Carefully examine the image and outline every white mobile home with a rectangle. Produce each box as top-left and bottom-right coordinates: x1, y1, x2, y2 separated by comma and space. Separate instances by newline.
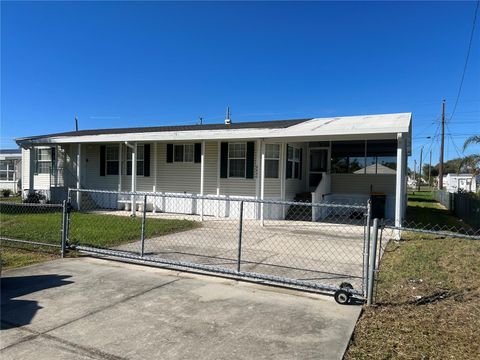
16, 113, 412, 224
442, 173, 478, 193
0, 149, 22, 194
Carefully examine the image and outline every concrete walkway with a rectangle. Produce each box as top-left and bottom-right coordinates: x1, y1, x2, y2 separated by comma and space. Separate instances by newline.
1, 257, 361, 359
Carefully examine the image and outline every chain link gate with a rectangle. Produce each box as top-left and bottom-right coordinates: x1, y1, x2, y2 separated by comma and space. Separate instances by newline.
64, 188, 377, 304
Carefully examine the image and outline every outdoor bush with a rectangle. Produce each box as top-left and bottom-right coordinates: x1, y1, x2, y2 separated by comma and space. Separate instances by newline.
1, 189, 12, 197
23, 191, 47, 204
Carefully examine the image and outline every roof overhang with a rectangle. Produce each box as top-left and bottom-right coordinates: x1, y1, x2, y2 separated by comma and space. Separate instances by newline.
16, 113, 412, 153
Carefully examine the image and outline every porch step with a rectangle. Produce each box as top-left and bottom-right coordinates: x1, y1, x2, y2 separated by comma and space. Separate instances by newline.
285, 205, 312, 221
286, 192, 312, 221
294, 192, 312, 203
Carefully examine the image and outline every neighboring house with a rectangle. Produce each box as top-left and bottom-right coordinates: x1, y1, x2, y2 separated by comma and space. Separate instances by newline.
15, 112, 412, 223
0, 148, 22, 194
442, 173, 479, 193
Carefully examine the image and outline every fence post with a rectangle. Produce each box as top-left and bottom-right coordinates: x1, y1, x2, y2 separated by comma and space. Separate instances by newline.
363, 200, 372, 299
140, 195, 147, 257
367, 218, 379, 306
61, 200, 67, 258
237, 201, 244, 273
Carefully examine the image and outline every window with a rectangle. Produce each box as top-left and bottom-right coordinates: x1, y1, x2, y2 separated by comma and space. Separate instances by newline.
228, 143, 246, 178
331, 140, 397, 174
106, 145, 119, 175
287, 145, 301, 179
0, 160, 15, 181
36, 148, 52, 174
126, 145, 144, 176
174, 144, 194, 162
265, 144, 280, 178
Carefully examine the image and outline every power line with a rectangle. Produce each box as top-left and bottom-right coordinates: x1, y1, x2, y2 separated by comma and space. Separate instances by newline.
449, 0, 480, 122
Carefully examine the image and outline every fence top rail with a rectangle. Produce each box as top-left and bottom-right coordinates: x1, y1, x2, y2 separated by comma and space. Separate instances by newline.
383, 224, 480, 240
0, 202, 63, 208
68, 188, 367, 210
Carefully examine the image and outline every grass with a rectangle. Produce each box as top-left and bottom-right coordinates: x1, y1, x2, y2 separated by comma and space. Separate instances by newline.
345, 191, 480, 359
405, 190, 471, 230
1, 246, 58, 270
1, 210, 199, 269
0, 195, 22, 203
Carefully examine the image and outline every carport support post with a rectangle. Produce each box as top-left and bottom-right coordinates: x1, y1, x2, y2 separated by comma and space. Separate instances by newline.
140, 195, 147, 257
363, 200, 372, 298
395, 133, 406, 240
76, 144, 82, 210
131, 142, 137, 217
61, 199, 68, 258
367, 218, 379, 306
200, 141, 205, 221
237, 201, 244, 273
260, 141, 266, 227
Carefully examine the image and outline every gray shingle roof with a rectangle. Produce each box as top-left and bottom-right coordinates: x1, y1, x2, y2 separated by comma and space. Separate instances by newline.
0, 149, 21, 154
17, 118, 311, 141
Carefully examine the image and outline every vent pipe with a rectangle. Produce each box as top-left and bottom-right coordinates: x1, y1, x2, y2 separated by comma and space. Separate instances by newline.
225, 106, 231, 125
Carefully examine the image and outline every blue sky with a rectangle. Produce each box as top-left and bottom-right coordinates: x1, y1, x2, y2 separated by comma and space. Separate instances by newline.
1, 1, 479, 169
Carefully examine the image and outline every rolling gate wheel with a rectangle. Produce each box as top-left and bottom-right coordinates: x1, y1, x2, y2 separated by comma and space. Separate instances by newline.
334, 282, 354, 305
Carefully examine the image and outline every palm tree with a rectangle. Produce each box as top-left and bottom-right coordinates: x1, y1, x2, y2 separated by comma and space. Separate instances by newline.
463, 135, 480, 151
461, 135, 480, 193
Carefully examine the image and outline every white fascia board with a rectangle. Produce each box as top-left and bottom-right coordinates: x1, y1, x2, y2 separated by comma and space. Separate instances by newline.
19, 112, 412, 145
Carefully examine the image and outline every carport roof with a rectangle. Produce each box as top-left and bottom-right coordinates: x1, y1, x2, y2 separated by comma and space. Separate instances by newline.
16, 112, 412, 145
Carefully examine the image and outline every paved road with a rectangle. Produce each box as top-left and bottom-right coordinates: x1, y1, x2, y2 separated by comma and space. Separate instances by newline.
1, 257, 361, 359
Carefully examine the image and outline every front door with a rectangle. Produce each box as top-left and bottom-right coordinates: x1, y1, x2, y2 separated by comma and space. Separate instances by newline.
309, 148, 328, 189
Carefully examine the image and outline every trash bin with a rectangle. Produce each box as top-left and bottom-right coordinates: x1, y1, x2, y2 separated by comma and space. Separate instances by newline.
370, 192, 386, 219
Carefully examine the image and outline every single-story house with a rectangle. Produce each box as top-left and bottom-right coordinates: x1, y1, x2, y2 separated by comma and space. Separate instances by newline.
442, 173, 479, 193
15, 112, 412, 224
0, 148, 22, 194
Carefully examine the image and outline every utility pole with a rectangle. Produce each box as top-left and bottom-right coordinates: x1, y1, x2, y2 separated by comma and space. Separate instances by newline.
75, 115, 79, 131
438, 100, 445, 190
428, 150, 432, 187
418, 146, 423, 191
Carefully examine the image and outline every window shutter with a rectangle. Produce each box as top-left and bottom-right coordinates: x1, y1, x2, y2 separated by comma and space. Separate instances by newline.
144, 144, 151, 177
33, 148, 38, 175
246, 142, 255, 179
100, 145, 106, 176
194, 143, 201, 163
51, 147, 56, 176
286, 145, 292, 179
166, 144, 173, 163
299, 148, 303, 180
220, 142, 228, 178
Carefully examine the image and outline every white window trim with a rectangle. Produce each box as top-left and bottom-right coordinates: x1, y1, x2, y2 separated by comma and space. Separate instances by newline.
173, 144, 194, 163
265, 143, 280, 179
228, 142, 247, 178
36, 148, 52, 175
105, 145, 120, 176
0, 160, 16, 181
287, 145, 301, 179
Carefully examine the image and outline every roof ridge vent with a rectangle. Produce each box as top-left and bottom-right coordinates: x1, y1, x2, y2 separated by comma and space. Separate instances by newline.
225, 106, 231, 125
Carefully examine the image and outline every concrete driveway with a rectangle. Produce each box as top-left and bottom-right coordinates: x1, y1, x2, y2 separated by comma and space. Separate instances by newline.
1, 257, 361, 360
113, 217, 366, 290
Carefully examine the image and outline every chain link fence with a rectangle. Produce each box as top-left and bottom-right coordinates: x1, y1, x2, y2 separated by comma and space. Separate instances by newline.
0, 201, 67, 259
66, 189, 371, 303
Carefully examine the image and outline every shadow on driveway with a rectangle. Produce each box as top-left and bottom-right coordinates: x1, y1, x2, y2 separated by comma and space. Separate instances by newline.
1, 274, 73, 329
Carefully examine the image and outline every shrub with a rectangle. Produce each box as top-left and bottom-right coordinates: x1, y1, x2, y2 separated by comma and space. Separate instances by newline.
1, 189, 12, 197
23, 191, 47, 204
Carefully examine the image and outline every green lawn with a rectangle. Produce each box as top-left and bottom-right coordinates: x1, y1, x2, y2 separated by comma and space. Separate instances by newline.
0, 195, 22, 203
345, 191, 480, 359
1, 210, 199, 269
405, 190, 470, 230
